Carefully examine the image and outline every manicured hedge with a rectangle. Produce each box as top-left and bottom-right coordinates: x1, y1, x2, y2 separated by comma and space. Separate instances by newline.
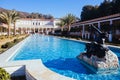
1, 42, 14, 48
1, 38, 24, 49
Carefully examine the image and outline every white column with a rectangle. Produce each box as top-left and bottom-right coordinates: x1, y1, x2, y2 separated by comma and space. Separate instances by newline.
21, 28, 23, 34
45, 28, 47, 34
52, 28, 54, 34
26, 27, 28, 34
28, 28, 30, 34
110, 20, 113, 25
41, 27, 43, 33
34, 27, 35, 33
27, 28, 29, 34
46, 28, 48, 35
82, 24, 85, 39
108, 34, 112, 42
38, 28, 40, 33
27, 28, 28, 34
98, 22, 100, 29
109, 20, 113, 42
25, 27, 27, 34
30, 27, 32, 32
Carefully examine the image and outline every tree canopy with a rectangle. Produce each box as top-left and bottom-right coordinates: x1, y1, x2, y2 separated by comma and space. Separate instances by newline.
63, 14, 76, 31
0, 10, 20, 36
81, 0, 120, 21
26, 13, 54, 19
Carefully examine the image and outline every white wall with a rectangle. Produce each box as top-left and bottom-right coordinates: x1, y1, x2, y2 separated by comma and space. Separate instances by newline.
16, 19, 60, 29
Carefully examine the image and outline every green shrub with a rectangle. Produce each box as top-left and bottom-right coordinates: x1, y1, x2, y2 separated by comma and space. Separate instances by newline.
1, 42, 14, 49
1, 44, 7, 48
0, 68, 10, 80
76, 38, 81, 40
0, 36, 5, 39
14, 39, 20, 43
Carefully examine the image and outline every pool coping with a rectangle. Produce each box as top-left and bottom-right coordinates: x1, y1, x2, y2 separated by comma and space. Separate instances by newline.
56, 36, 120, 49
0, 59, 74, 80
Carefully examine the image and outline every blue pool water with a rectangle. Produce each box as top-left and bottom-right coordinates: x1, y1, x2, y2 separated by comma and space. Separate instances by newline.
11, 34, 120, 80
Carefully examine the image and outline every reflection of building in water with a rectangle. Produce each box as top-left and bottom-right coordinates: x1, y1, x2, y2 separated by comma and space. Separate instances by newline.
15, 18, 60, 34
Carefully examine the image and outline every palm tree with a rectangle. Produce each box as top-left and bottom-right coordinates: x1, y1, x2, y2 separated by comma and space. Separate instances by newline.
0, 10, 20, 36
56, 19, 65, 31
0, 11, 12, 36
64, 14, 76, 32
12, 11, 20, 35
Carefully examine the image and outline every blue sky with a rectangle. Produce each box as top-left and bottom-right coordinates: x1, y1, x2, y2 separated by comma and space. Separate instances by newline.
0, 0, 104, 18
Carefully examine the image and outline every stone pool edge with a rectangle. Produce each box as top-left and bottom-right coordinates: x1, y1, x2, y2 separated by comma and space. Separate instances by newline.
0, 59, 74, 80
56, 36, 120, 49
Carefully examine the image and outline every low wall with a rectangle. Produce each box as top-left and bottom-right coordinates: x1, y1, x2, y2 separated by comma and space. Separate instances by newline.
3, 65, 25, 77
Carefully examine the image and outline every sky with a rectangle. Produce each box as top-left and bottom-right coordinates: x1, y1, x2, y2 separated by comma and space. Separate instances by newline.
0, 0, 104, 18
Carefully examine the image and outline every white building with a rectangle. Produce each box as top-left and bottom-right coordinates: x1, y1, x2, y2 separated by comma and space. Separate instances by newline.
70, 13, 120, 42
15, 18, 60, 34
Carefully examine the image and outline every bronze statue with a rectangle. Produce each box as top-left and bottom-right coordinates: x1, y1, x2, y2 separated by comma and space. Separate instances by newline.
85, 24, 109, 58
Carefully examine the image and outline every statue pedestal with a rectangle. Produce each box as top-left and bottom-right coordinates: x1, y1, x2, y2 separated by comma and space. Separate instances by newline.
77, 50, 119, 73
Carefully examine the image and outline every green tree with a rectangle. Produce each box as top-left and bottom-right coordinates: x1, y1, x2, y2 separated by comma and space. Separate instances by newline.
0, 11, 12, 36
56, 19, 65, 31
80, 0, 117, 21
43, 14, 54, 19
63, 14, 76, 32
28, 13, 54, 19
81, 5, 95, 21
98, 0, 113, 17
12, 11, 20, 35
112, 0, 120, 14
0, 10, 20, 36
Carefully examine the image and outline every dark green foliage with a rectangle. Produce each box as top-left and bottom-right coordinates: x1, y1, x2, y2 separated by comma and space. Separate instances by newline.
112, 0, 120, 14
0, 68, 10, 80
55, 29, 61, 33
81, 5, 97, 21
26, 12, 54, 19
13, 39, 20, 43
98, 0, 113, 17
1, 42, 14, 48
81, 0, 120, 21
1, 38, 24, 49
70, 26, 81, 32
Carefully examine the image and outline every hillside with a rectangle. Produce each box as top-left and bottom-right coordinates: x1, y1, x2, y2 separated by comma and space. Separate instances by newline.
0, 7, 53, 19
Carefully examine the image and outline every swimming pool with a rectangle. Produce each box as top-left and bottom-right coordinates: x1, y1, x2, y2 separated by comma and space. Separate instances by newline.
11, 34, 120, 80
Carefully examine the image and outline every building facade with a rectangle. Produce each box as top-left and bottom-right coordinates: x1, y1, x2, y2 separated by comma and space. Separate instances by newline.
15, 18, 60, 34
70, 13, 120, 42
